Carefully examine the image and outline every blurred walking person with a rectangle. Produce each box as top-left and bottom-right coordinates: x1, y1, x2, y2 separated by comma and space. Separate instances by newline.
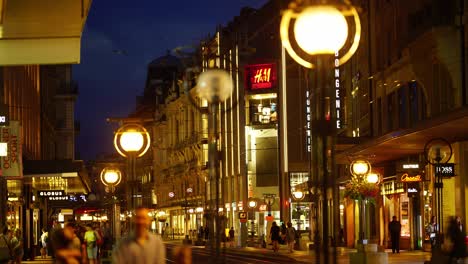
40, 228, 48, 259
10, 229, 23, 264
389, 216, 401, 254
270, 222, 280, 252
83, 225, 98, 264
447, 216, 466, 262
229, 227, 235, 247
113, 206, 166, 264
286, 222, 296, 253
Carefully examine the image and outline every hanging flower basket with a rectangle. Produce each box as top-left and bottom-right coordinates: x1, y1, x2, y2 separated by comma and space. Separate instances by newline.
344, 180, 380, 204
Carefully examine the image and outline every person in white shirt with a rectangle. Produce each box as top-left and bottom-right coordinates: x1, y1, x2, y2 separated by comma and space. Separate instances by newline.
113, 207, 166, 264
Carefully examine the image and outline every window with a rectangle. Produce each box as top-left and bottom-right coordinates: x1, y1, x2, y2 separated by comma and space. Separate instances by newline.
398, 86, 407, 128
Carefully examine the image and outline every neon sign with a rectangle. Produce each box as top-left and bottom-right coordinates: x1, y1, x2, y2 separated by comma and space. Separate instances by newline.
335, 51, 342, 129
400, 173, 423, 182
245, 63, 277, 90
305, 91, 311, 152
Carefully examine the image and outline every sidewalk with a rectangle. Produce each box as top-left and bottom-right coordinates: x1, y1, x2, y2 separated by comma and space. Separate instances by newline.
165, 239, 433, 263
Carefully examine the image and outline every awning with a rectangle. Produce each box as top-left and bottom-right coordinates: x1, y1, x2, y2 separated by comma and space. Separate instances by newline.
336, 106, 468, 164
0, 0, 92, 65
23, 160, 91, 194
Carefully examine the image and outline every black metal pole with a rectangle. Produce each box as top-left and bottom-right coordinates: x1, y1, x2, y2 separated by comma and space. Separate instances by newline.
208, 98, 221, 261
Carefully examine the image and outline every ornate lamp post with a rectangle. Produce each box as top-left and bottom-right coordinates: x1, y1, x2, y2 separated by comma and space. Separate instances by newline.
424, 138, 452, 250
349, 159, 371, 243
195, 69, 233, 258
113, 123, 150, 213
100, 168, 122, 241
247, 198, 258, 243
280, 2, 361, 263
292, 190, 305, 230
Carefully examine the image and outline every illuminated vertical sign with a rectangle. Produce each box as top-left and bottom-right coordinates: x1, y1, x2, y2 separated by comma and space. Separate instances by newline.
306, 91, 311, 152
335, 51, 342, 129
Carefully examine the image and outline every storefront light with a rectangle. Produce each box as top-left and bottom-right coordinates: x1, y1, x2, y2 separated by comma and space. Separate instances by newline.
195, 207, 204, 213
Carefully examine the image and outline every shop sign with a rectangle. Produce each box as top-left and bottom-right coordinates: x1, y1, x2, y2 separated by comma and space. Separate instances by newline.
402, 163, 419, 170
435, 163, 455, 177
0, 103, 9, 126
381, 181, 405, 195
406, 182, 420, 198
245, 63, 277, 90
0, 121, 23, 177
48, 196, 69, 201
334, 51, 342, 129
305, 91, 311, 152
39, 190, 65, 197
239, 211, 247, 223
399, 173, 423, 182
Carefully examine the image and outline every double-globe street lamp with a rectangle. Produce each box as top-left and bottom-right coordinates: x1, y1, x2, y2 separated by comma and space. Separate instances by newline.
195, 69, 233, 259
114, 123, 151, 213
424, 138, 452, 250
100, 168, 122, 241
280, 1, 361, 263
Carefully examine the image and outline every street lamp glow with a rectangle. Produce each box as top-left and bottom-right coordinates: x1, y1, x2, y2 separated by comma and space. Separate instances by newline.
292, 190, 305, 201
100, 168, 122, 187
113, 123, 150, 158
120, 131, 144, 152
248, 200, 257, 209
280, 3, 361, 68
366, 172, 380, 184
196, 69, 233, 103
294, 6, 348, 55
350, 159, 371, 177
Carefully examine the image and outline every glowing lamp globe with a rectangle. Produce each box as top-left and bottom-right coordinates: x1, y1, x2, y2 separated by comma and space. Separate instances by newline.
196, 69, 233, 103
294, 6, 348, 55
114, 123, 150, 158
248, 200, 257, 209
120, 131, 144, 152
366, 172, 380, 184
100, 168, 122, 187
350, 159, 371, 177
292, 190, 305, 201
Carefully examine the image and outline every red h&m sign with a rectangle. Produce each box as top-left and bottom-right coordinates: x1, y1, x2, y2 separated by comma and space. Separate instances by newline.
245, 63, 277, 90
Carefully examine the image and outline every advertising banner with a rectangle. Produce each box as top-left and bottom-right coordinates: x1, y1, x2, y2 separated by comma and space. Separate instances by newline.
1, 121, 23, 177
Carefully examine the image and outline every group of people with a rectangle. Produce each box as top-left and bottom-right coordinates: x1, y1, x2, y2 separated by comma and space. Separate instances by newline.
0, 227, 23, 264
391, 215, 467, 262
270, 221, 297, 253
47, 222, 107, 264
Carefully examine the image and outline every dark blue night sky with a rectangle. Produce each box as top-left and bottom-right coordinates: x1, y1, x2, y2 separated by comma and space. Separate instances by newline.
74, 0, 268, 160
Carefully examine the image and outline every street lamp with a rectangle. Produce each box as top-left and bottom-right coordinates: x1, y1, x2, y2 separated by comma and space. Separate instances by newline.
424, 138, 452, 250
195, 69, 233, 257
114, 123, 150, 212
100, 168, 122, 241
247, 199, 258, 243
350, 159, 372, 244
280, 2, 361, 263
292, 190, 305, 230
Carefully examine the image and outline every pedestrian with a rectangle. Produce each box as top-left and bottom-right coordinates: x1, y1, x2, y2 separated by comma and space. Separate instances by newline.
456, 216, 463, 232
49, 222, 81, 264
286, 222, 296, 253
112, 206, 166, 264
198, 226, 204, 240
447, 216, 466, 262
0, 226, 12, 264
280, 223, 287, 245
10, 229, 23, 264
270, 222, 280, 252
229, 227, 235, 247
389, 216, 401, 253
83, 225, 98, 264
40, 228, 48, 259
204, 225, 209, 241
